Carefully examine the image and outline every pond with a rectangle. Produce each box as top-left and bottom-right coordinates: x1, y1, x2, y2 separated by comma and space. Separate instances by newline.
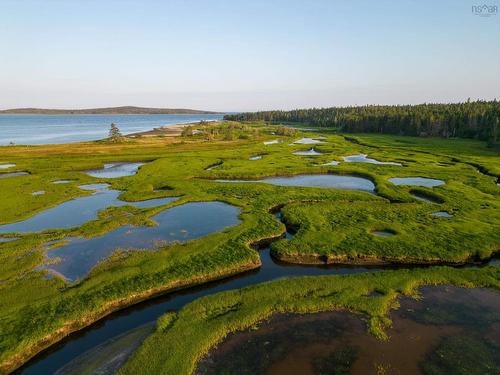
217, 174, 375, 193
197, 285, 500, 375
85, 162, 145, 178
0, 171, 29, 179
371, 230, 396, 237
293, 148, 323, 156
292, 138, 324, 145
343, 154, 401, 166
43, 201, 241, 281
431, 211, 453, 218
0, 184, 178, 234
52, 180, 75, 184
0, 163, 16, 169
264, 140, 280, 145
31, 191, 45, 196
322, 160, 340, 166
249, 155, 263, 160
389, 177, 444, 187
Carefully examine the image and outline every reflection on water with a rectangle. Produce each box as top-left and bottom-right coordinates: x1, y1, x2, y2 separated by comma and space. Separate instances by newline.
292, 138, 324, 145
0, 163, 16, 169
0, 184, 177, 233
197, 286, 500, 375
371, 230, 396, 237
44, 202, 241, 281
0, 171, 29, 178
217, 174, 375, 193
343, 154, 401, 166
389, 177, 444, 187
85, 162, 145, 178
293, 148, 323, 156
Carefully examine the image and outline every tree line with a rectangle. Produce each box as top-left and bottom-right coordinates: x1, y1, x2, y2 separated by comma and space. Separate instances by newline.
224, 100, 499, 144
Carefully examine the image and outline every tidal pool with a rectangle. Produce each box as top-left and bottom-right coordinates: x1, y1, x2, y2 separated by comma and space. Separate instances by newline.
0, 163, 16, 169
371, 230, 396, 237
343, 154, 401, 166
44, 201, 241, 281
389, 177, 444, 187
85, 162, 145, 178
0, 184, 178, 233
293, 148, 323, 156
410, 191, 443, 204
292, 138, 324, 145
0, 171, 29, 179
322, 160, 340, 166
197, 286, 500, 375
431, 211, 453, 218
217, 174, 375, 193
249, 155, 263, 160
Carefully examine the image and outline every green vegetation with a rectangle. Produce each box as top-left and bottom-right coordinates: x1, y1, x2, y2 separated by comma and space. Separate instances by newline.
225, 100, 500, 143
119, 266, 500, 375
0, 121, 499, 373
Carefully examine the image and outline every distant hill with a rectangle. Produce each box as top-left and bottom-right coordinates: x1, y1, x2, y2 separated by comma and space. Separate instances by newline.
0, 106, 220, 115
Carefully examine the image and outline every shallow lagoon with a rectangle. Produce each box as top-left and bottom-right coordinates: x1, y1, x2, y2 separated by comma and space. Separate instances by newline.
389, 177, 444, 187
44, 201, 241, 281
0, 184, 177, 233
217, 174, 375, 193
85, 162, 145, 178
197, 286, 500, 375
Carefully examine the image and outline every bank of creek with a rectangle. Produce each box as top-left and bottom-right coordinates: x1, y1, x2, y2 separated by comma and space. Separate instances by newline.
6, 169, 497, 375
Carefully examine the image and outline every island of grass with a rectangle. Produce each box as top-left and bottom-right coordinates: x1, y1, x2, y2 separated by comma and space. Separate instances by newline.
119, 266, 500, 375
0, 120, 499, 373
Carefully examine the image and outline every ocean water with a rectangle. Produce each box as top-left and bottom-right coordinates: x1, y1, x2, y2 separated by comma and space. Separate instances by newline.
0, 114, 224, 145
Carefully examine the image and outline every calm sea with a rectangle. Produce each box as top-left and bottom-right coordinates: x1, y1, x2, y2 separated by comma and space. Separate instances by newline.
0, 114, 224, 145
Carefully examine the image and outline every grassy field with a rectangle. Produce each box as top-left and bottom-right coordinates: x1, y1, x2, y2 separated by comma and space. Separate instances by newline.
119, 266, 500, 375
0, 121, 499, 373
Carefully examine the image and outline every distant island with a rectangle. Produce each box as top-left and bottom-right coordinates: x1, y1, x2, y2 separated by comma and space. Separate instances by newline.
0, 106, 220, 115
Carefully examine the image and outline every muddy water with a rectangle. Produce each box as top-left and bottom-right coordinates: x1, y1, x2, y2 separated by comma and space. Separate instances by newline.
196, 286, 500, 375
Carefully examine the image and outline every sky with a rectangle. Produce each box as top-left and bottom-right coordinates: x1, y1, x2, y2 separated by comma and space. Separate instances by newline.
0, 0, 499, 111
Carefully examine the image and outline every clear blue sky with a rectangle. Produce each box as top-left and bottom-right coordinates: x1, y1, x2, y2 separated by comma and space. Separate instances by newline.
1, 0, 499, 111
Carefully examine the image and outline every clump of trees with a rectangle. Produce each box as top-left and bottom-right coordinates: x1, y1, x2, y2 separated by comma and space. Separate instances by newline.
275, 126, 297, 136
181, 125, 194, 137
108, 123, 124, 143
225, 100, 500, 144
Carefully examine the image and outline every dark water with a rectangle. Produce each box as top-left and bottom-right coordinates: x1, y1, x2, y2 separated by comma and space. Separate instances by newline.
0, 184, 177, 234
0, 114, 224, 145
217, 174, 375, 193
343, 153, 401, 166
389, 177, 444, 187
371, 230, 396, 237
45, 202, 241, 281
85, 162, 145, 178
197, 286, 500, 375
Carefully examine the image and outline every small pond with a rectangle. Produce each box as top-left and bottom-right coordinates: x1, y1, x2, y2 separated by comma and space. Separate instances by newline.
431, 212, 453, 218
264, 140, 280, 145
85, 162, 145, 178
0, 237, 18, 243
197, 285, 500, 375
343, 154, 401, 166
389, 177, 444, 187
217, 174, 375, 193
44, 201, 241, 281
31, 191, 45, 196
0, 171, 29, 179
52, 180, 75, 184
322, 160, 340, 166
410, 191, 443, 204
293, 148, 323, 156
249, 155, 263, 160
371, 230, 396, 237
0, 163, 16, 169
0, 184, 178, 233
292, 138, 324, 145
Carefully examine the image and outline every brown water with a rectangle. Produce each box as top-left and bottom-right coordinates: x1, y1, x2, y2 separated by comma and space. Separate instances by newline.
196, 286, 500, 375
